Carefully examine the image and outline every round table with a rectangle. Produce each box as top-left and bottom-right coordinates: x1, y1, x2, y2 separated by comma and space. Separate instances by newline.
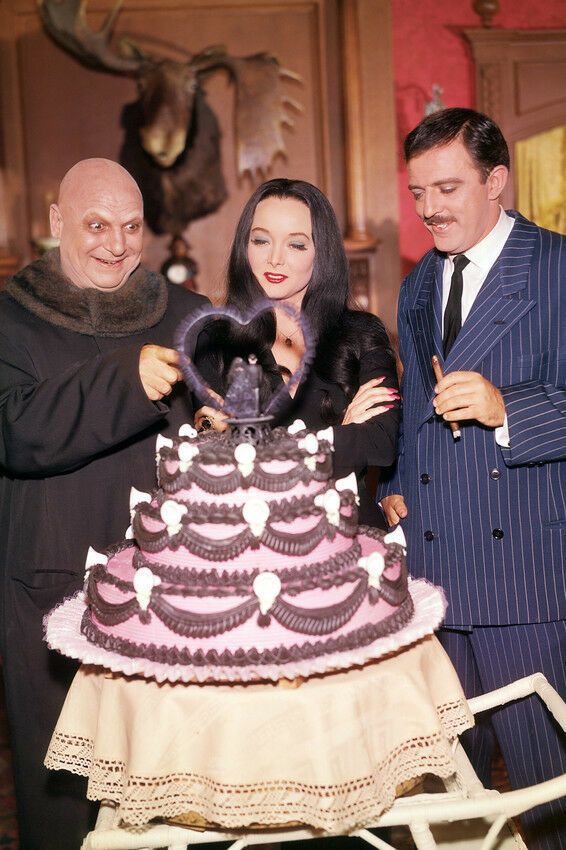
45, 634, 473, 833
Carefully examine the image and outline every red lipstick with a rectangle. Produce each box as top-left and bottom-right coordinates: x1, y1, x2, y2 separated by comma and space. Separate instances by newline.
264, 272, 288, 284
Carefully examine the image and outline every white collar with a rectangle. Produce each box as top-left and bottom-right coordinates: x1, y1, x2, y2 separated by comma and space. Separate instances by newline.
454, 207, 514, 273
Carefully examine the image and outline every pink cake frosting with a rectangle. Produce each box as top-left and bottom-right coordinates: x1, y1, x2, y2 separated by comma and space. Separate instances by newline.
45, 421, 446, 683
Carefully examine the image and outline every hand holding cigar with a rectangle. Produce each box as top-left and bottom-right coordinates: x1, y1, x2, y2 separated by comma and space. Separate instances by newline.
431, 355, 461, 440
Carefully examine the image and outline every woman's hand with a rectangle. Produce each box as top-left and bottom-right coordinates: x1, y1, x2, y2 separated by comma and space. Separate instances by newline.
341, 378, 399, 425
194, 406, 229, 433
194, 389, 228, 433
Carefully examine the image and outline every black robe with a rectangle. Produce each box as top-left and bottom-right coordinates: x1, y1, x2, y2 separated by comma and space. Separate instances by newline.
0, 250, 209, 850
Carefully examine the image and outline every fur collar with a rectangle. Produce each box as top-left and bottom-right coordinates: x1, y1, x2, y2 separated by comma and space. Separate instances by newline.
7, 250, 168, 337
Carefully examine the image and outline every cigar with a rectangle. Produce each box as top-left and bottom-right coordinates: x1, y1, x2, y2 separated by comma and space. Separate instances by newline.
431, 355, 461, 440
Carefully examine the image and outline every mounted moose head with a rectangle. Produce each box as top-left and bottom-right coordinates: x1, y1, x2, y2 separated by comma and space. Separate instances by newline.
39, 0, 301, 235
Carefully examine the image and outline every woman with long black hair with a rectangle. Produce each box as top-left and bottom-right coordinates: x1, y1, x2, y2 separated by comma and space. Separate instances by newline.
195, 177, 400, 528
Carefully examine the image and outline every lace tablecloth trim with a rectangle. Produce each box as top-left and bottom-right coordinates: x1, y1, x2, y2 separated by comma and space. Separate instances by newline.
435, 697, 472, 738
45, 699, 472, 831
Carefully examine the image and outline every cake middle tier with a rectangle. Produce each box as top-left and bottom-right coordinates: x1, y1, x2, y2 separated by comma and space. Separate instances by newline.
132, 480, 359, 566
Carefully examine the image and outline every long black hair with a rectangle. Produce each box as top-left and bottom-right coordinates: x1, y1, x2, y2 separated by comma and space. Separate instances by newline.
203, 178, 393, 423
225, 178, 349, 345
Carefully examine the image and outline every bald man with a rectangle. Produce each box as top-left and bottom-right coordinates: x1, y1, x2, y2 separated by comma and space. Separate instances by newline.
0, 159, 210, 849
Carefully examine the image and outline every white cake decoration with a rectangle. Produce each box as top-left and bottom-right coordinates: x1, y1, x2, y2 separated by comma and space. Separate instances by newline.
178, 442, 199, 472
315, 489, 341, 526
242, 498, 270, 537
178, 424, 198, 439
160, 500, 187, 536
234, 443, 256, 478
335, 472, 358, 494
384, 526, 407, 550
298, 433, 319, 455
252, 571, 282, 615
358, 551, 386, 588
126, 488, 152, 538
133, 567, 161, 612
84, 547, 108, 589
130, 488, 151, 512
316, 426, 334, 446
287, 419, 306, 435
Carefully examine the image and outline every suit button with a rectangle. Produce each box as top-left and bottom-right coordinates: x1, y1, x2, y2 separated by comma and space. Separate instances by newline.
420, 473, 431, 484
489, 468, 501, 480
424, 530, 435, 541
492, 528, 504, 540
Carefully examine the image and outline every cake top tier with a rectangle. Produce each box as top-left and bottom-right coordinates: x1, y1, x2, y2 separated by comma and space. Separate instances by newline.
155, 421, 336, 496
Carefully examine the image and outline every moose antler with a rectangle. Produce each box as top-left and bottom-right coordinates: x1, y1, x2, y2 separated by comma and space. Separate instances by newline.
233, 55, 303, 177
192, 51, 303, 178
39, 0, 144, 73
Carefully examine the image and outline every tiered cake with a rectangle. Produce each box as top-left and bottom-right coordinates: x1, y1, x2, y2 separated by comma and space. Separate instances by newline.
76, 419, 418, 682
45, 415, 449, 683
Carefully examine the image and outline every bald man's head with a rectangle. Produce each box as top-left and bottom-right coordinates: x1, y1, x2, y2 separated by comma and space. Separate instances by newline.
50, 158, 144, 291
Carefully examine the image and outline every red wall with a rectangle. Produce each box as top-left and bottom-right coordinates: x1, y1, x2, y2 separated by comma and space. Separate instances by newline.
391, 0, 566, 274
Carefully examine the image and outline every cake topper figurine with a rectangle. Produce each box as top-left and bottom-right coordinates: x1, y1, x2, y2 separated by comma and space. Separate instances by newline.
224, 354, 262, 419
222, 354, 275, 444
174, 299, 316, 444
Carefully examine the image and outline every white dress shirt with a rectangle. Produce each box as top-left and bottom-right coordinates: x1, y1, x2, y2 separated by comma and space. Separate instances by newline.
442, 207, 515, 326
442, 207, 515, 446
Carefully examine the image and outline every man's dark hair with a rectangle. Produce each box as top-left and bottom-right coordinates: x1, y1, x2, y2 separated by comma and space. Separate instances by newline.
404, 108, 510, 181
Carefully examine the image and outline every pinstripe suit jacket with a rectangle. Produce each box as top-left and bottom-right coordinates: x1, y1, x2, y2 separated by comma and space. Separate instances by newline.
379, 212, 566, 626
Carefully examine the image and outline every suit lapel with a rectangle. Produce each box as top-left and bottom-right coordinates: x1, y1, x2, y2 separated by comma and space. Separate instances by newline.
444, 214, 537, 373
407, 252, 444, 397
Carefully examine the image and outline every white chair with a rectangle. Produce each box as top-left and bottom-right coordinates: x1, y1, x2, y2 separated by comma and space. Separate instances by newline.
81, 673, 566, 850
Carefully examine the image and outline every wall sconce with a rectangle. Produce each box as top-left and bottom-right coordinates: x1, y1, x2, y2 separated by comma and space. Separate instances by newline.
424, 84, 445, 117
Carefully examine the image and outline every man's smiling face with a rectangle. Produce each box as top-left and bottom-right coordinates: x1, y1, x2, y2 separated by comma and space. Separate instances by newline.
407, 137, 506, 254
50, 159, 144, 291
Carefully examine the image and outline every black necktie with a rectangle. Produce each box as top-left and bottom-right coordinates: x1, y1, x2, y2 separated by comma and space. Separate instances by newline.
443, 254, 470, 357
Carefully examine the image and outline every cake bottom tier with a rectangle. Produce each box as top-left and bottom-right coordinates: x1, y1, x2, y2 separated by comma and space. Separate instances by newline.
46, 575, 446, 682
45, 635, 473, 832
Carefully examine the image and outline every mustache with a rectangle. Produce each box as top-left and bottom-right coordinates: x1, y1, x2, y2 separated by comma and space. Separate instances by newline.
424, 215, 454, 226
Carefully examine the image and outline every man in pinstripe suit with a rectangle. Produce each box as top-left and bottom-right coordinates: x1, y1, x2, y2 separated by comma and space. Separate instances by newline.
379, 108, 565, 849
